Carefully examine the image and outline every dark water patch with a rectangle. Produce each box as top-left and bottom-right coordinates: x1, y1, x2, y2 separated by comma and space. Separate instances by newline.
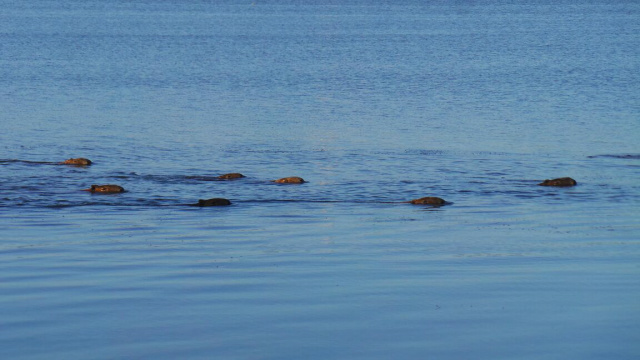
234, 199, 343, 204
405, 149, 447, 156
1, 165, 628, 209
145, 175, 248, 182
588, 154, 640, 159
237, 148, 304, 154
146, 174, 218, 184
112, 173, 255, 185
184, 175, 231, 182
2, 196, 188, 209
2, 197, 455, 209
415, 207, 447, 212
0, 159, 58, 165
402, 149, 522, 158
110, 172, 140, 179
41, 202, 95, 209
233, 198, 451, 207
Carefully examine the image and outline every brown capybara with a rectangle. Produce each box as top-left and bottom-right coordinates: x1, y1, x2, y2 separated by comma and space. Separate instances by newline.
218, 173, 245, 180
538, 177, 577, 187
195, 198, 232, 207
273, 176, 305, 184
83, 184, 125, 193
61, 158, 92, 166
408, 197, 447, 205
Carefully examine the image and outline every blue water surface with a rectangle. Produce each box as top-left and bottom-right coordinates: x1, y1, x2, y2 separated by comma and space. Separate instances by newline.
1, 1, 639, 359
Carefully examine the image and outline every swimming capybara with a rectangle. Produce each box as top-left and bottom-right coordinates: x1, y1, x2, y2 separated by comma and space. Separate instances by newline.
61, 158, 92, 166
83, 184, 125, 193
195, 198, 232, 207
273, 176, 305, 184
409, 197, 446, 205
538, 177, 577, 187
218, 173, 245, 180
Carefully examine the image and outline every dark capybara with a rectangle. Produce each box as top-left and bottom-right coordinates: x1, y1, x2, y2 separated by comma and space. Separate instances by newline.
218, 173, 245, 180
195, 198, 232, 207
273, 176, 305, 184
83, 184, 125, 193
538, 177, 577, 187
409, 197, 446, 205
61, 158, 92, 166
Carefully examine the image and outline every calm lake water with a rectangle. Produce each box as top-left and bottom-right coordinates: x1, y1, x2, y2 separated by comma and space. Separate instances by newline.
1, 1, 639, 359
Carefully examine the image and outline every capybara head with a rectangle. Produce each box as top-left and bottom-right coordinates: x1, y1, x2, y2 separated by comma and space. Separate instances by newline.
409, 197, 446, 205
61, 158, 92, 166
197, 198, 232, 207
85, 184, 125, 193
538, 177, 577, 187
218, 173, 245, 180
273, 176, 305, 184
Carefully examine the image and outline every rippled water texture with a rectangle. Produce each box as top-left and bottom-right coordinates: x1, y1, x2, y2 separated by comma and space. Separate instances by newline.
1, 1, 639, 359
